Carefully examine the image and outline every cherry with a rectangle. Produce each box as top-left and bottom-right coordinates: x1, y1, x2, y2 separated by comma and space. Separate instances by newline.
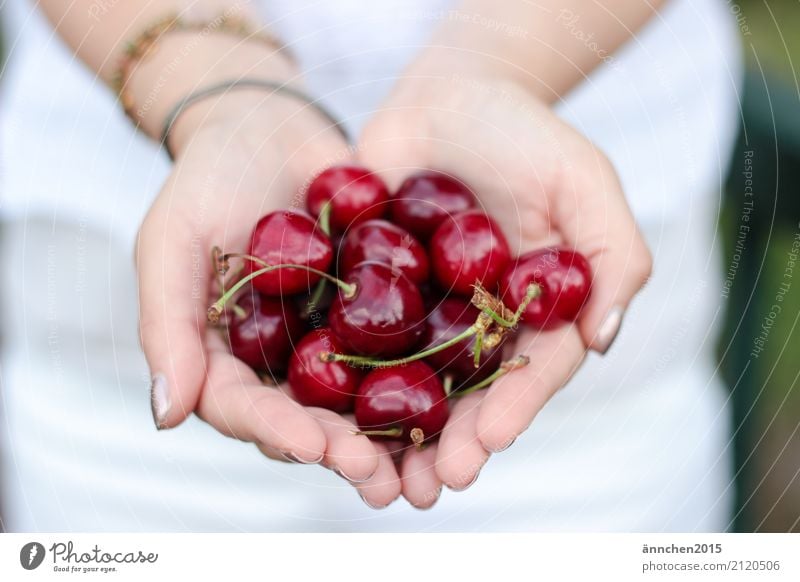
338, 219, 429, 284
500, 248, 592, 329
306, 165, 389, 233
227, 291, 305, 374
422, 298, 504, 389
328, 261, 425, 357
391, 170, 475, 240
429, 210, 511, 296
354, 361, 449, 445
288, 328, 363, 412
247, 211, 333, 296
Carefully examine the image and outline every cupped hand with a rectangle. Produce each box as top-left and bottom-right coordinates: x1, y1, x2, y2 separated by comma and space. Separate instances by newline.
136, 94, 401, 509
358, 65, 652, 507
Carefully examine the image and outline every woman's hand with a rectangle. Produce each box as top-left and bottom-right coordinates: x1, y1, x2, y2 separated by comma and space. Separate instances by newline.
358, 63, 652, 507
135, 94, 403, 509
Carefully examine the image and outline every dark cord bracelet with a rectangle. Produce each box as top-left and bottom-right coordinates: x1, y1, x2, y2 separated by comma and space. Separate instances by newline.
160, 79, 349, 160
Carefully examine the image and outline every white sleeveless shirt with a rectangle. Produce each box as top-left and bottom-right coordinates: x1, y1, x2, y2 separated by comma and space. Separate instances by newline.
0, 0, 743, 531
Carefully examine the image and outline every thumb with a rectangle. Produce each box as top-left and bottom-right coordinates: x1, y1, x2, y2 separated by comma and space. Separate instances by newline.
136, 200, 208, 429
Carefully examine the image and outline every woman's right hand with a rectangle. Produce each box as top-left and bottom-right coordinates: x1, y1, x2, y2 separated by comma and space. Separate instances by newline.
135, 93, 403, 508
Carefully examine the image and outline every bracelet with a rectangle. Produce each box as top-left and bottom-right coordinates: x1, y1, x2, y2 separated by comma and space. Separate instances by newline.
113, 12, 293, 122
159, 79, 350, 160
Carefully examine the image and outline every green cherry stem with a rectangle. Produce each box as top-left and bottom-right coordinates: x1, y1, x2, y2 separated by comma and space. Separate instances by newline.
322, 325, 479, 368
323, 283, 540, 369
317, 200, 332, 237
482, 284, 541, 328
305, 202, 333, 315
443, 374, 454, 397
350, 427, 404, 438
454, 355, 531, 397
472, 329, 484, 369
208, 259, 356, 323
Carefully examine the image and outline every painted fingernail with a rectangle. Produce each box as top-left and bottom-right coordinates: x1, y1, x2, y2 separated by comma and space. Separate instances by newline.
487, 435, 516, 453
448, 470, 480, 492
333, 466, 375, 484
359, 492, 388, 510
411, 486, 443, 511
150, 374, 171, 429
595, 306, 624, 354
281, 451, 324, 464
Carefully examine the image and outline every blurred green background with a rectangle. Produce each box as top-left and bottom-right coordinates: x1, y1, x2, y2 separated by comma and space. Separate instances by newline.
719, 0, 800, 532
0, 1, 798, 532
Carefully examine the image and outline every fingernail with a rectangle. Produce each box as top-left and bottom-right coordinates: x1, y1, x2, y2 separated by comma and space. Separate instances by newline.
281, 451, 324, 464
594, 306, 624, 354
448, 470, 480, 492
333, 466, 375, 484
150, 374, 171, 429
487, 435, 516, 453
359, 492, 388, 510
411, 486, 443, 511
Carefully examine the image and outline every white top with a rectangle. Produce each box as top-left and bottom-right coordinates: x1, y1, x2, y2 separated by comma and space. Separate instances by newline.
1, 0, 742, 244
0, 0, 744, 531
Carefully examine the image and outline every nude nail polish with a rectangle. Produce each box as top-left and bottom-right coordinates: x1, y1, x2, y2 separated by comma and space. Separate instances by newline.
595, 306, 624, 354
150, 374, 171, 429
448, 470, 480, 492
488, 435, 516, 453
333, 466, 375, 483
281, 451, 324, 464
359, 493, 387, 510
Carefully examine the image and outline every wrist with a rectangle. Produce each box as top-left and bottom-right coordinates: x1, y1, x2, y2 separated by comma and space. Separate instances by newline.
171, 90, 347, 169
125, 30, 297, 139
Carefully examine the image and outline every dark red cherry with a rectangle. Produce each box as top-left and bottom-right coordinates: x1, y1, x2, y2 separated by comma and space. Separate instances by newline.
247, 211, 333, 296
228, 291, 305, 374
328, 261, 425, 357
288, 328, 363, 412
355, 361, 449, 445
306, 165, 389, 233
429, 210, 511, 296
422, 298, 504, 388
391, 171, 475, 240
338, 219, 429, 284
500, 248, 592, 329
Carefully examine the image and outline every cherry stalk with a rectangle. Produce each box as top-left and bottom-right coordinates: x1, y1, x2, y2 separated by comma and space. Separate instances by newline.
208, 257, 356, 323
321, 283, 540, 369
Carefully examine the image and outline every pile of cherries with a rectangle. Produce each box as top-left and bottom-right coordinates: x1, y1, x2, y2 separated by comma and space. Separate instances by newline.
208, 166, 592, 447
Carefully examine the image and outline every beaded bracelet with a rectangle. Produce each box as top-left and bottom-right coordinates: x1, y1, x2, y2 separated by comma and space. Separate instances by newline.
112, 12, 293, 122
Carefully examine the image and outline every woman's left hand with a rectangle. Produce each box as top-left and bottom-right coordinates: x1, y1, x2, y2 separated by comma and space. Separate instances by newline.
357, 57, 652, 508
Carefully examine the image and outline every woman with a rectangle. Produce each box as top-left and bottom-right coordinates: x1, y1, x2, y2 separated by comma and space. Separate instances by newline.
0, 0, 741, 530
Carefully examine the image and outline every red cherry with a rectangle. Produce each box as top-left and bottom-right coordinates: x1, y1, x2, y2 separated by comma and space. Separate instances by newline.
391, 171, 475, 240
228, 292, 305, 374
247, 211, 333, 296
500, 248, 592, 329
429, 210, 511, 296
354, 361, 449, 445
328, 261, 425, 357
338, 219, 429, 284
288, 328, 363, 412
422, 298, 504, 388
306, 165, 389, 233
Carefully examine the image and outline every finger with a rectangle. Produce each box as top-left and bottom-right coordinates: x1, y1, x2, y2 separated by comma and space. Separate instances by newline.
196, 347, 327, 463
477, 326, 584, 453
436, 391, 491, 490
353, 441, 402, 510
255, 442, 294, 463
554, 154, 652, 353
136, 195, 209, 429
400, 443, 443, 510
308, 408, 380, 483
